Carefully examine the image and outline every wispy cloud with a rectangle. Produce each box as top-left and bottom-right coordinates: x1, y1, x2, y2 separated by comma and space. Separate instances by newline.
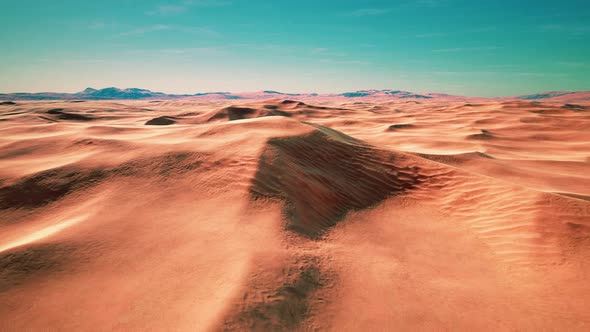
469, 26, 499, 33
160, 47, 227, 55
234, 44, 352, 59
116, 24, 218, 37
400, 0, 449, 9
432, 46, 502, 53
125, 47, 228, 56
185, 0, 232, 6
319, 58, 370, 66
176, 26, 219, 36
556, 61, 589, 67
71, 59, 108, 64
83, 20, 120, 30
537, 24, 590, 40
431, 71, 499, 76
88, 21, 108, 29
538, 24, 590, 33
512, 72, 568, 78
234, 43, 299, 55
400, 26, 496, 40
345, 8, 391, 17
310, 47, 347, 57
147, 0, 231, 16
117, 24, 172, 37
409, 0, 446, 7
414, 32, 446, 38
311, 47, 329, 53
431, 71, 567, 78
147, 5, 187, 16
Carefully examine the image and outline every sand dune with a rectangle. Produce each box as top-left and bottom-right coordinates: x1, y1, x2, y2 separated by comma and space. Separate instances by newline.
1, 98, 589, 331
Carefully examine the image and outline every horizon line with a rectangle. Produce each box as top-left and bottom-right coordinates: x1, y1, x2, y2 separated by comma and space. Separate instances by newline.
1, 86, 587, 99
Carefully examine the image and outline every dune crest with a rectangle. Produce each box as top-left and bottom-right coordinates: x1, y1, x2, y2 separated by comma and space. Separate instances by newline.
250, 123, 423, 238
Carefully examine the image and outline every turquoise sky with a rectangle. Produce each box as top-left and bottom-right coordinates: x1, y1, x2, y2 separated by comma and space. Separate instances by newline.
1, 0, 589, 96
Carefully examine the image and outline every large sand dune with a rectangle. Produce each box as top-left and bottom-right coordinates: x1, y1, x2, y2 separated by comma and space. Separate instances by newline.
1, 98, 589, 331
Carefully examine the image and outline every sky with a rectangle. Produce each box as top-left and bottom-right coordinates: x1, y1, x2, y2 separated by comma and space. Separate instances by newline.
0, 0, 589, 97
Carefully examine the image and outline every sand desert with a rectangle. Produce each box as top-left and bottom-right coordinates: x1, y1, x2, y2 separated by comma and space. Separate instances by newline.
0, 94, 589, 331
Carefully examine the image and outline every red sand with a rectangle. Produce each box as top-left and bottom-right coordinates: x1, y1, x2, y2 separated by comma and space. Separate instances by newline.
1, 98, 589, 331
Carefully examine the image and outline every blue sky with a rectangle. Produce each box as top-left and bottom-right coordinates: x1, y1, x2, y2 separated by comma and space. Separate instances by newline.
1, 0, 589, 96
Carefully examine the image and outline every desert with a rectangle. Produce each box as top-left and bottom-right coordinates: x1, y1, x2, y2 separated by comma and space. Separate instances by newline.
1, 91, 589, 331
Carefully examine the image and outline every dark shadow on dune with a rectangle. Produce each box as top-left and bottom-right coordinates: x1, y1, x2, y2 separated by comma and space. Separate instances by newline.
249, 124, 423, 238
223, 256, 327, 331
386, 123, 415, 131
417, 151, 494, 165
208, 105, 294, 122
0, 152, 208, 213
1, 110, 27, 117
37, 115, 58, 122
563, 104, 587, 111
113, 151, 206, 177
554, 192, 590, 202
281, 100, 306, 106
206, 101, 351, 123
225, 106, 257, 120
467, 129, 495, 140
0, 243, 75, 293
145, 116, 176, 125
0, 101, 16, 106
530, 109, 568, 115
47, 108, 94, 121
0, 168, 107, 211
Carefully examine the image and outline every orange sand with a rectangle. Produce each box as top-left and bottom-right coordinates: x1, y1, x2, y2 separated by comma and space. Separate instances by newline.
1, 98, 589, 331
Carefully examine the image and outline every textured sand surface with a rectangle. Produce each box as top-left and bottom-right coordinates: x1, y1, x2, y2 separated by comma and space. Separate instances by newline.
1, 98, 589, 331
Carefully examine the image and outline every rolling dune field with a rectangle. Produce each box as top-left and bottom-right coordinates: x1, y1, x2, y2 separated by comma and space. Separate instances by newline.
1, 97, 589, 331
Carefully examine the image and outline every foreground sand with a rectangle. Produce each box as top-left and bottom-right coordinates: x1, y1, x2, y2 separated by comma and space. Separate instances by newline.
1, 98, 589, 331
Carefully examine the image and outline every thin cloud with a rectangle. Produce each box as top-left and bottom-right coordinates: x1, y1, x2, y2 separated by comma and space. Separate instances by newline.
432, 46, 502, 53
125, 47, 228, 56
319, 58, 370, 66
538, 24, 590, 33
235, 43, 299, 55
346, 8, 391, 16
311, 47, 329, 54
431, 71, 566, 78
556, 61, 589, 67
234, 44, 349, 58
160, 47, 228, 55
400, 0, 448, 9
88, 21, 107, 29
82, 20, 120, 30
401, 26, 496, 39
117, 24, 171, 37
185, 0, 232, 6
147, 5, 187, 16
514, 72, 567, 78
146, 0, 231, 16
177, 26, 220, 36
431, 71, 500, 76
116, 25, 219, 37
414, 32, 446, 38
310, 47, 347, 57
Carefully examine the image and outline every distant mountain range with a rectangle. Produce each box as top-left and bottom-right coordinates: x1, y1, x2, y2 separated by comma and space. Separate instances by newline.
1, 87, 589, 102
